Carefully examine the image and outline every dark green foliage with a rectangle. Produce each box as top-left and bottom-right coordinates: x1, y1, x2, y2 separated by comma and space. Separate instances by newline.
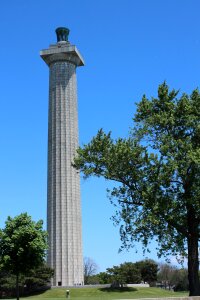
106, 262, 141, 287
74, 83, 200, 295
0, 264, 53, 298
0, 271, 17, 298
135, 259, 158, 286
97, 272, 112, 284
99, 286, 137, 292
24, 264, 53, 292
0, 213, 48, 300
173, 269, 189, 292
95, 260, 158, 287
0, 213, 47, 274
85, 274, 101, 285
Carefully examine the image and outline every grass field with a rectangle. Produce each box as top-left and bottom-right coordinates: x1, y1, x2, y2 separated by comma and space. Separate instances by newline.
24, 287, 189, 300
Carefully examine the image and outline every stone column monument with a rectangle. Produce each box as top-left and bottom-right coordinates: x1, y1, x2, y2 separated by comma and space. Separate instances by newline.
40, 27, 84, 286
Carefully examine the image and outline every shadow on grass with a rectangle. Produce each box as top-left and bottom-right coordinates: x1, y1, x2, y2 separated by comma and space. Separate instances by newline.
0, 287, 51, 299
21, 287, 51, 298
99, 287, 138, 293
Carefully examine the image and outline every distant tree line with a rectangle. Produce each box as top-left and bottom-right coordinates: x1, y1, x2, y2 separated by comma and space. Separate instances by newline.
158, 263, 189, 292
85, 259, 158, 287
84, 258, 190, 291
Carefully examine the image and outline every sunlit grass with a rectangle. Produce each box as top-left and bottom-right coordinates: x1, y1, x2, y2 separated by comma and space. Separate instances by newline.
23, 286, 188, 300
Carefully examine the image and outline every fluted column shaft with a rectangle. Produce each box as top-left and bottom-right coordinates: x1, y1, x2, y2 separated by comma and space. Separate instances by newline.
47, 60, 83, 286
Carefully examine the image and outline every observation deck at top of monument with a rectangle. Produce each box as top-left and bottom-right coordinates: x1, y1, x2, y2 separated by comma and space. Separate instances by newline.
40, 27, 84, 67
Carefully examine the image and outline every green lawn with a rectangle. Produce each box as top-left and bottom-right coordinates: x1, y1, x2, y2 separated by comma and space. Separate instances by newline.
23, 287, 188, 300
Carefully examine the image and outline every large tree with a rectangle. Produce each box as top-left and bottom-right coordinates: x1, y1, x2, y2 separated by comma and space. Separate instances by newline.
134, 259, 158, 285
107, 262, 141, 287
0, 213, 48, 300
74, 83, 200, 296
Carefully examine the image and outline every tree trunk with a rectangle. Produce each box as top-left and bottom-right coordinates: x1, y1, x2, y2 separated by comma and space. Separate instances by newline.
187, 215, 200, 296
16, 273, 19, 300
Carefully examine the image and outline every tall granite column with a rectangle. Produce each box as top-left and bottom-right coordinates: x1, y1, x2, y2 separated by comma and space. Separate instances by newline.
40, 27, 84, 286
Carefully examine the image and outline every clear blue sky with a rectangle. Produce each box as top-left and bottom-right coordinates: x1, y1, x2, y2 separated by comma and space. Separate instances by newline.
0, 0, 199, 272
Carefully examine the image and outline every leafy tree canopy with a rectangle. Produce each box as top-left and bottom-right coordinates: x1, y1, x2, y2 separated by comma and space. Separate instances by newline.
0, 213, 48, 300
97, 272, 112, 284
0, 264, 53, 297
91, 259, 157, 286
74, 82, 200, 295
107, 262, 141, 287
135, 259, 158, 285
24, 264, 53, 291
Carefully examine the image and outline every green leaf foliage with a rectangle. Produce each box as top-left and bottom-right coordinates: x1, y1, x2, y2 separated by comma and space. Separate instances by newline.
0, 264, 53, 297
97, 272, 112, 284
134, 259, 158, 285
0, 213, 48, 275
0, 213, 48, 299
24, 264, 53, 291
106, 262, 141, 286
74, 82, 200, 295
